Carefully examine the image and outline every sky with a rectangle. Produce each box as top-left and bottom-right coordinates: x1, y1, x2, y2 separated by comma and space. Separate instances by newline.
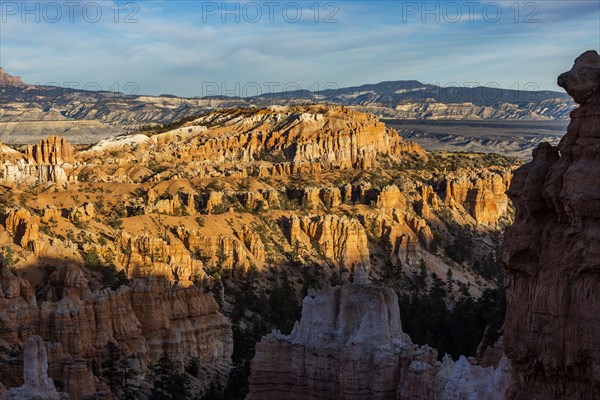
0, 0, 599, 97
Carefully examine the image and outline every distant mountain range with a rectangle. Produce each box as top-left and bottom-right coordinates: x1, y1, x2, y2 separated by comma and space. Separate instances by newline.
0, 68, 575, 144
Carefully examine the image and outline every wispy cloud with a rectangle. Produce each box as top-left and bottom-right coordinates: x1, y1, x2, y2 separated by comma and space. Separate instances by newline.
1, 0, 598, 96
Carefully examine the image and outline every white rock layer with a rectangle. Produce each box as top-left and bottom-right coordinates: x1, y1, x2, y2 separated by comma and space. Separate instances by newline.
247, 277, 511, 400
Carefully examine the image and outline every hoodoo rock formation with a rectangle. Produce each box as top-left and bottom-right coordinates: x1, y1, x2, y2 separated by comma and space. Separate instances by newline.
24, 136, 75, 165
0, 335, 60, 400
285, 214, 370, 269
76, 105, 427, 183
443, 168, 512, 225
501, 50, 600, 399
247, 272, 511, 400
0, 102, 517, 398
0, 136, 76, 184
0, 265, 233, 399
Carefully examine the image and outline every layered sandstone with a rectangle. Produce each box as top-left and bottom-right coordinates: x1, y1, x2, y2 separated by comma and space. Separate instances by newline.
0, 336, 60, 400
2, 209, 40, 251
24, 136, 75, 165
0, 265, 233, 399
238, 188, 280, 211
0, 136, 76, 184
115, 231, 204, 283
0, 68, 25, 88
501, 50, 600, 399
443, 168, 512, 225
175, 227, 265, 270
285, 214, 370, 269
247, 273, 511, 399
77, 106, 427, 183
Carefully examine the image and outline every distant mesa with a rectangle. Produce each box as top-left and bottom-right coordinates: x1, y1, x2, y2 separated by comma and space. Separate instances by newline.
0, 68, 26, 88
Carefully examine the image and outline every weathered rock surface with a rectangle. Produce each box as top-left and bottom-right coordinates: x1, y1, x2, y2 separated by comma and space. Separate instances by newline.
385, 98, 573, 120
175, 226, 265, 271
443, 168, 512, 225
2, 209, 40, 250
0, 103, 516, 398
0, 136, 76, 184
438, 355, 511, 400
0, 265, 233, 399
76, 106, 427, 184
0, 68, 26, 88
285, 214, 370, 269
0, 335, 60, 400
24, 136, 75, 166
501, 50, 600, 399
247, 274, 511, 399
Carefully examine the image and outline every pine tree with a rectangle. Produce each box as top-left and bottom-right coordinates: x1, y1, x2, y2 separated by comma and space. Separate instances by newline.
150, 354, 190, 400
102, 341, 123, 392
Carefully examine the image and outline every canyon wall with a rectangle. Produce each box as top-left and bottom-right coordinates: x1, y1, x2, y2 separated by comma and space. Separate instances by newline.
285, 214, 370, 269
501, 50, 600, 399
443, 168, 512, 225
0, 265, 233, 399
0, 335, 60, 400
78, 105, 427, 182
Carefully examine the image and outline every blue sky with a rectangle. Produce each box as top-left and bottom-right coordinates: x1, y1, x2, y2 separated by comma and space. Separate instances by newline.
0, 0, 599, 97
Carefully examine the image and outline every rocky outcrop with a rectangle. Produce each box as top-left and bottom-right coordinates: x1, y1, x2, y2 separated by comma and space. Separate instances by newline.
443, 169, 511, 225
365, 209, 432, 265
78, 106, 426, 183
437, 355, 511, 400
235, 227, 266, 263
0, 336, 60, 400
68, 203, 95, 222
0, 265, 233, 399
24, 137, 75, 166
115, 231, 204, 283
147, 185, 197, 215
501, 50, 600, 399
419, 185, 441, 218
205, 191, 225, 213
298, 186, 344, 209
2, 209, 40, 251
189, 106, 425, 170
0, 267, 38, 345
0, 68, 26, 88
376, 184, 407, 210
387, 99, 573, 120
285, 214, 370, 268
238, 189, 280, 211
0, 136, 76, 185
247, 274, 511, 399
175, 227, 265, 271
